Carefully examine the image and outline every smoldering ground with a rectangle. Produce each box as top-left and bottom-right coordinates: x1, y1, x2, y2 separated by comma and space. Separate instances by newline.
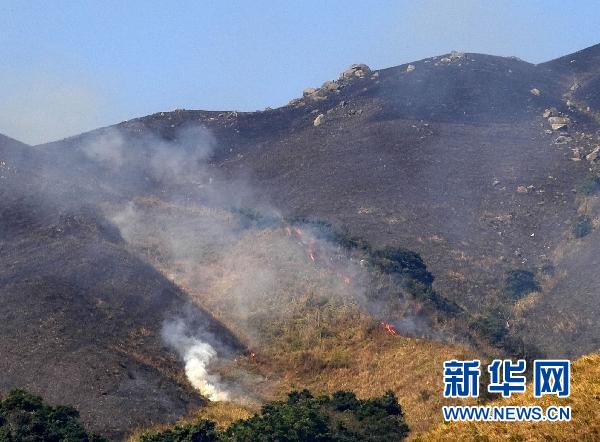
18, 122, 456, 402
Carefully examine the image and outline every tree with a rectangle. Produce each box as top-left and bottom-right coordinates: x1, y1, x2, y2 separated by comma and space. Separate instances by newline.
143, 390, 410, 442
503, 270, 540, 300
0, 389, 106, 442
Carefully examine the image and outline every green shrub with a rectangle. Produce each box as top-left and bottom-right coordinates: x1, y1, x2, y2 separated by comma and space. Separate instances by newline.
470, 309, 509, 345
370, 246, 434, 285
578, 174, 600, 195
539, 261, 555, 276
0, 389, 106, 442
503, 270, 540, 300
415, 288, 462, 316
143, 390, 409, 442
572, 215, 593, 238
140, 420, 218, 442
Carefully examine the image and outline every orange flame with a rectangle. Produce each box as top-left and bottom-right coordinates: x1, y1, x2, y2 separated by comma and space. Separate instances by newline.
381, 322, 399, 336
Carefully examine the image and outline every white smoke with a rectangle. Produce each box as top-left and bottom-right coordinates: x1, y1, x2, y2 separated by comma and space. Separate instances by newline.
161, 318, 230, 401
80, 129, 126, 169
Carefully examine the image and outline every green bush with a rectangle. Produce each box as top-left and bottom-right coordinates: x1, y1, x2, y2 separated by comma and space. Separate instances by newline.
503, 270, 540, 300
142, 390, 409, 442
0, 389, 106, 442
572, 215, 593, 238
370, 246, 434, 286
298, 220, 434, 286
578, 174, 600, 195
140, 420, 218, 442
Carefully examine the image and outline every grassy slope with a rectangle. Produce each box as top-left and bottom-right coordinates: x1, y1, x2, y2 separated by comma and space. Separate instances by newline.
263, 330, 478, 434
418, 353, 600, 441
128, 330, 478, 439
115, 199, 483, 436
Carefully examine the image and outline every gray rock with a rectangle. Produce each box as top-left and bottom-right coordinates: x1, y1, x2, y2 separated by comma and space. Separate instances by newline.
548, 116, 571, 131
303, 87, 318, 97
554, 135, 572, 145
313, 114, 325, 127
339, 64, 371, 80
586, 147, 600, 162
321, 80, 339, 91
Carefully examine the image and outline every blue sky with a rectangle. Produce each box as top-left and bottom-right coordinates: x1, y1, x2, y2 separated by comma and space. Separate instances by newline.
1, 0, 599, 144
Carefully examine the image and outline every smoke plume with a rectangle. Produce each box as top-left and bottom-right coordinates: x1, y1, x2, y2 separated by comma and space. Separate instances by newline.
161, 318, 230, 401
44, 122, 444, 399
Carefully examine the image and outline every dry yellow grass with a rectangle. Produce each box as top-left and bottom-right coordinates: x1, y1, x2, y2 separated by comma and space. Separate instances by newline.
127, 402, 256, 441
209, 312, 481, 435
186, 401, 255, 429
117, 202, 487, 437
265, 330, 479, 434
417, 353, 600, 441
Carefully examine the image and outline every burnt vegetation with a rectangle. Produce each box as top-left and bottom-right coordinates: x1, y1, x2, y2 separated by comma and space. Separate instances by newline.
2, 43, 600, 438
502, 270, 540, 300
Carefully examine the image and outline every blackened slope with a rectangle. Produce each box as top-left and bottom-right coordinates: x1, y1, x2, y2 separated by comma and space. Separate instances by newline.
373, 53, 565, 123
539, 43, 600, 75
0, 195, 243, 439
541, 43, 600, 111
0, 133, 29, 149
103, 52, 596, 357
209, 52, 585, 310
30, 47, 600, 360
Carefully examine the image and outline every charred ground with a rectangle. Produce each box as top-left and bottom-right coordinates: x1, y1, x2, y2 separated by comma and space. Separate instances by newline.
40, 46, 599, 355
2, 44, 600, 438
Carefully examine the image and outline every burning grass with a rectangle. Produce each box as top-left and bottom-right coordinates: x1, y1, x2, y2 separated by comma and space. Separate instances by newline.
110, 198, 488, 436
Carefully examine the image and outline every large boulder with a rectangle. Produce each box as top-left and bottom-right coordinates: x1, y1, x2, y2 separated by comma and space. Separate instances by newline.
548, 116, 571, 131
313, 114, 325, 127
586, 147, 600, 162
339, 64, 371, 80
321, 80, 339, 91
303, 87, 318, 97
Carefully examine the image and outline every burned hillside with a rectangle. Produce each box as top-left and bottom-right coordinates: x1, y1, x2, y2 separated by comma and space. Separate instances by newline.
38, 45, 600, 357
2, 43, 600, 438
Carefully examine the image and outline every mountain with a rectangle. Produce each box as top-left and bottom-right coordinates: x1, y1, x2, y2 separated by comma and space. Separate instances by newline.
38, 46, 600, 357
0, 136, 243, 438
2, 43, 600, 438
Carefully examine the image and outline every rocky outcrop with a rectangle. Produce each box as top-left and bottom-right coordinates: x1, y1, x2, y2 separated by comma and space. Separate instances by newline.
548, 116, 571, 131
586, 146, 600, 162
313, 113, 325, 127
339, 63, 371, 80
303, 87, 318, 97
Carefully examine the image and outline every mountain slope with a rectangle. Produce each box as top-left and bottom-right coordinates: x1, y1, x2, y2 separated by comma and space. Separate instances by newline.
0, 143, 244, 439
2, 43, 600, 438
38, 47, 600, 358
